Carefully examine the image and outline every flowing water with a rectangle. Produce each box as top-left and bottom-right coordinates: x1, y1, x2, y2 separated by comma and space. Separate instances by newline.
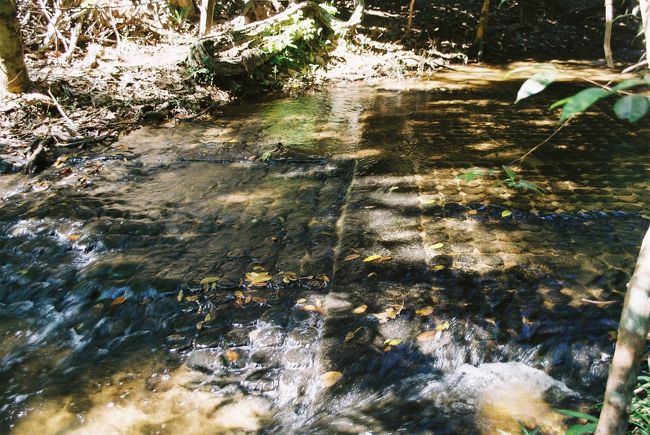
1, 63, 649, 434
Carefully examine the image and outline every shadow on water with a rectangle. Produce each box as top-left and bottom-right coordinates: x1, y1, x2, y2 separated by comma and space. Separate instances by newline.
0, 65, 648, 433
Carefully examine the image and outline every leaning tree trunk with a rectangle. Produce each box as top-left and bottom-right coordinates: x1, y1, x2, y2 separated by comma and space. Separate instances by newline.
596, 225, 650, 435
604, 0, 614, 69
0, 0, 31, 94
189, 1, 363, 80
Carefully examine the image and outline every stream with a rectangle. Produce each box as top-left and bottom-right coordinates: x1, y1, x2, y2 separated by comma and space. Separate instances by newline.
0, 63, 648, 434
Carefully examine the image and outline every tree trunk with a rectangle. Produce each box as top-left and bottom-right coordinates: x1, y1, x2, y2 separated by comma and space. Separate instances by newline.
604, 0, 614, 69
407, 0, 415, 32
199, 0, 215, 36
473, 0, 491, 61
640, 0, 650, 67
596, 225, 650, 435
0, 0, 31, 95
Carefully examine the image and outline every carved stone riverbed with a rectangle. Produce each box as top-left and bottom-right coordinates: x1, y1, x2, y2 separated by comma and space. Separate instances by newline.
0, 63, 648, 434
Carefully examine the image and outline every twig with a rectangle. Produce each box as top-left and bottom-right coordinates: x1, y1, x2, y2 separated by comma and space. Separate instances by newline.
510, 115, 574, 165
46, 89, 78, 132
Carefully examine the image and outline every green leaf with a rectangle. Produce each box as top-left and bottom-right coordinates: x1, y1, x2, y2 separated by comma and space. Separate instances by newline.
456, 171, 479, 182
501, 210, 512, 218
558, 88, 611, 122
502, 165, 516, 180
515, 70, 558, 103
612, 78, 648, 91
549, 96, 571, 110
613, 94, 649, 123
566, 423, 597, 435
555, 409, 599, 422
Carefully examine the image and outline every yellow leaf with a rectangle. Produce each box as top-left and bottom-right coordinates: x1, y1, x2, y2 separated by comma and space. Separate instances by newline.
200, 276, 219, 285
421, 199, 436, 205
68, 234, 81, 242
320, 371, 343, 387
185, 295, 199, 302
246, 271, 273, 287
352, 304, 367, 314
296, 298, 307, 304
415, 306, 434, 316
468, 209, 478, 215
378, 256, 393, 263
363, 255, 382, 263
234, 290, 244, 299
204, 313, 212, 322
431, 242, 444, 250
432, 265, 445, 271
435, 321, 450, 331
318, 275, 330, 282
111, 296, 126, 306
302, 304, 321, 313
225, 349, 239, 362
344, 331, 355, 341
344, 254, 361, 261
251, 296, 267, 303
416, 330, 438, 342
383, 338, 401, 346
501, 210, 512, 218
177, 289, 183, 302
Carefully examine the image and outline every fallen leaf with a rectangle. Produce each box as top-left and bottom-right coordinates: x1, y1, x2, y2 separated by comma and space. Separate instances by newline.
384, 338, 401, 346
53, 156, 67, 168
367, 272, 377, 278
468, 209, 478, 215
345, 331, 355, 341
378, 256, 393, 263
352, 304, 368, 314
432, 265, 445, 271
251, 296, 267, 303
272, 236, 279, 242
68, 234, 81, 242
111, 296, 126, 306
431, 242, 444, 250
200, 276, 219, 285
416, 330, 438, 342
177, 289, 183, 302
234, 290, 244, 299
283, 272, 298, 283
415, 306, 434, 316
344, 254, 361, 261
317, 275, 330, 283
436, 321, 450, 331
320, 371, 343, 387
608, 330, 617, 341
204, 313, 212, 322
246, 271, 273, 287
296, 298, 307, 304
196, 321, 204, 331
388, 186, 399, 193
302, 304, 321, 313
185, 295, 199, 302
363, 255, 382, 263
225, 349, 239, 362
421, 199, 436, 205
501, 210, 512, 218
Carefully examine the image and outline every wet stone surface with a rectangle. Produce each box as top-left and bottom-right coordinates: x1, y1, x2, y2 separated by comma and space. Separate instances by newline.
0, 65, 649, 433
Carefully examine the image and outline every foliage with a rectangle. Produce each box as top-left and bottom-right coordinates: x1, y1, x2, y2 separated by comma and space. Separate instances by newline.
512, 64, 650, 123
456, 165, 545, 193
629, 359, 650, 433
257, 4, 337, 83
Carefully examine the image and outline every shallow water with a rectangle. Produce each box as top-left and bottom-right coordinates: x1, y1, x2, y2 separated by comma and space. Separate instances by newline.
1, 63, 649, 434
